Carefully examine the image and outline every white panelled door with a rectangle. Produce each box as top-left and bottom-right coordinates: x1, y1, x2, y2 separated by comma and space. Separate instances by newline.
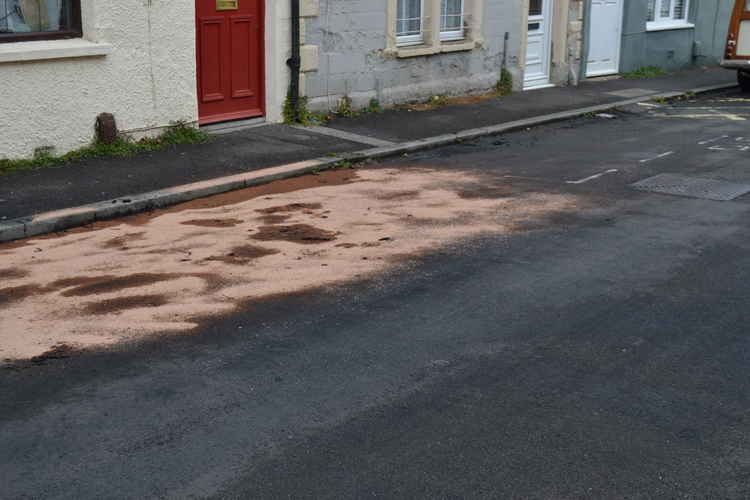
524, 0, 554, 89
586, 0, 624, 77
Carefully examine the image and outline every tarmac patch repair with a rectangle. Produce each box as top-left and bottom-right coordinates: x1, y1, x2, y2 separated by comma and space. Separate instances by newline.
0, 167, 580, 361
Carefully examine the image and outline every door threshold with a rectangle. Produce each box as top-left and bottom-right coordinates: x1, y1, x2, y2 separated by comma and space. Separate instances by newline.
586, 73, 621, 81
201, 117, 268, 135
523, 82, 555, 91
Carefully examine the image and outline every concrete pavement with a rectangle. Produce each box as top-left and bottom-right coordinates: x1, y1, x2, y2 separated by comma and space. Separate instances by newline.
0, 66, 736, 240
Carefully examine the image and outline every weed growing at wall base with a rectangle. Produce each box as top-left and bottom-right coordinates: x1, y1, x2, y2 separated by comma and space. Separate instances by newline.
622, 66, 667, 79
0, 122, 209, 176
495, 68, 513, 96
283, 88, 313, 125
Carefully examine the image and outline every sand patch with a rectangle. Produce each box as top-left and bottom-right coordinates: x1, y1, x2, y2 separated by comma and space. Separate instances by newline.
84, 295, 170, 315
0, 285, 45, 306
251, 224, 338, 245
0, 167, 581, 360
61, 273, 183, 297
205, 245, 280, 265
256, 203, 323, 214
181, 218, 244, 228
101, 232, 147, 249
0, 268, 29, 280
258, 214, 292, 225
374, 190, 422, 201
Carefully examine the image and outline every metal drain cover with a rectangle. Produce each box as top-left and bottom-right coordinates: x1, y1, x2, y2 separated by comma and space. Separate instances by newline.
630, 173, 750, 201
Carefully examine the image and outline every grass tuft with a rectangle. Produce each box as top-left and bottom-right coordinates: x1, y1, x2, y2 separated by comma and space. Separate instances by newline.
0, 121, 208, 176
495, 67, 513, 96
621, 66, 667, 79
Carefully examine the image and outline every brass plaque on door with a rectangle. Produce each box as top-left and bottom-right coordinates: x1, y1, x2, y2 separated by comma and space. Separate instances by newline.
216, 0, 238, 10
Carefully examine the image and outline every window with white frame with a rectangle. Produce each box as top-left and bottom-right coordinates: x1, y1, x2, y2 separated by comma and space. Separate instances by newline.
440, 0, 465, 41
396, 0, 424, 46
396, 0, 467, 46
647, 0, 691, 30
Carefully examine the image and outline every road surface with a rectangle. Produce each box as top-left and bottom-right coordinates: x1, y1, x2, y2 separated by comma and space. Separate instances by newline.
3, 89, 750, 498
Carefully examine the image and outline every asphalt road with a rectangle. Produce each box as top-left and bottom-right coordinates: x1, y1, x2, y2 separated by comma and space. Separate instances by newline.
4, 89, 750, 499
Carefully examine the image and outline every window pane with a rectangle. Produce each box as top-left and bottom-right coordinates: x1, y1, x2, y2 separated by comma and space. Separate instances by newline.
660, 0, 671, 18
673, 0, 686, 19
647, 0, 656, 21
0, 0, 73, 34
747, 0, 750, 11
529, 0, 542, 16
441, 0, 463, 31
397, 0, 421, 37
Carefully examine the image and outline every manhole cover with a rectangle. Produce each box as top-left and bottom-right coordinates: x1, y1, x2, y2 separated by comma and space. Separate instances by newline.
607, 88, 654, 98
630, 173, 750, 201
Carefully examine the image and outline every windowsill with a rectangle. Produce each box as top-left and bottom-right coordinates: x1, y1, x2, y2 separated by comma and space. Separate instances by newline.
0, 38, 111, 64
646, 21, 695, 32
390, 38, 479, 58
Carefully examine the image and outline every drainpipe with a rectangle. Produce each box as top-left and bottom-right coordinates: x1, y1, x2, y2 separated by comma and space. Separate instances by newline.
287, 0, 302, 122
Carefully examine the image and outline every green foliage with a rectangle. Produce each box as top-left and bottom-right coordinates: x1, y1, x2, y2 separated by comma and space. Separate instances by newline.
283, 87, 312, 125
334, 160, 353, 169
427, 95, 449, 106
0, 121, 209, 176
336, 95, 356, 117
157, 121, 210, 146
495, 67, 513, 96
365, 98, 382, 114
650, 96, 668, 104
621, 66, 667, 79
310, 111, 334, 124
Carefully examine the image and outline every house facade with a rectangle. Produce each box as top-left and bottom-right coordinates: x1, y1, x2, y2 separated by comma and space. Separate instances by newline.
10, 1, 718, 161
301, 0, 586, 109
585, 0, 733, 77
0, 0, 297, 159
0, 0, 585, 160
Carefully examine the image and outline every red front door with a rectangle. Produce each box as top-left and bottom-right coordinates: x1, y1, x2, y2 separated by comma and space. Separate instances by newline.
196, 0, 265, 125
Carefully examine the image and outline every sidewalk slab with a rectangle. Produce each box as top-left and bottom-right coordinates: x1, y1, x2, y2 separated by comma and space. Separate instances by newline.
0, 124, 368, 221
0, 66, 739, 243
323, 67, 736, 142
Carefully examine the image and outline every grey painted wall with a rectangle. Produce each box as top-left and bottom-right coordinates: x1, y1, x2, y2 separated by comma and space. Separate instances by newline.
618, 0, 732, 72
303, 0, 523, 111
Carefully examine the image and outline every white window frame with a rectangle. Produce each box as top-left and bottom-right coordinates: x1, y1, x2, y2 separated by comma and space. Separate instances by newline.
396, 0, 426, 47
388, 0, 481, 57
440, 0, 465, 42
647, 0, 693, 31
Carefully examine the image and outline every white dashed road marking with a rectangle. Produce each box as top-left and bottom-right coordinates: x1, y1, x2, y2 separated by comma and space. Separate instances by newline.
698, 135, 729, 145
566, 169, 619, 185
639, 151, 674, 164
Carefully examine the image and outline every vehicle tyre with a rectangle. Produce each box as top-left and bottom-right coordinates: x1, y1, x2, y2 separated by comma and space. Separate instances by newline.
738, 70, 750, 92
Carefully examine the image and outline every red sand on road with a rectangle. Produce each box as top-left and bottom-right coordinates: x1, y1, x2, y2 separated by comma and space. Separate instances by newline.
0, 167, 579, 361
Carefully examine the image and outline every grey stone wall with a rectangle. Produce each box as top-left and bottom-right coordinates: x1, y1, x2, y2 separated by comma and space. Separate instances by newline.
567, 0, 585, 84
302, 0, 523, 112
619, 0, 732, 72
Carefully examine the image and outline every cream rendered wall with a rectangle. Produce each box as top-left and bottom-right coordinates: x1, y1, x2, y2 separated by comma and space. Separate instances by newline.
0, 0, 197, 160
265, 0, 292, 123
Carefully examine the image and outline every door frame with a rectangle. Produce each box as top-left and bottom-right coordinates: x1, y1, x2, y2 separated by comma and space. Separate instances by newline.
195, 0, 267, 125
585, 0, 624, 77
522, 0, 555, 89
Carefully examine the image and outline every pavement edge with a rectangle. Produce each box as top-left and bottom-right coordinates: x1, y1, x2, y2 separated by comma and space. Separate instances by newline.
0, 82, 736, 244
